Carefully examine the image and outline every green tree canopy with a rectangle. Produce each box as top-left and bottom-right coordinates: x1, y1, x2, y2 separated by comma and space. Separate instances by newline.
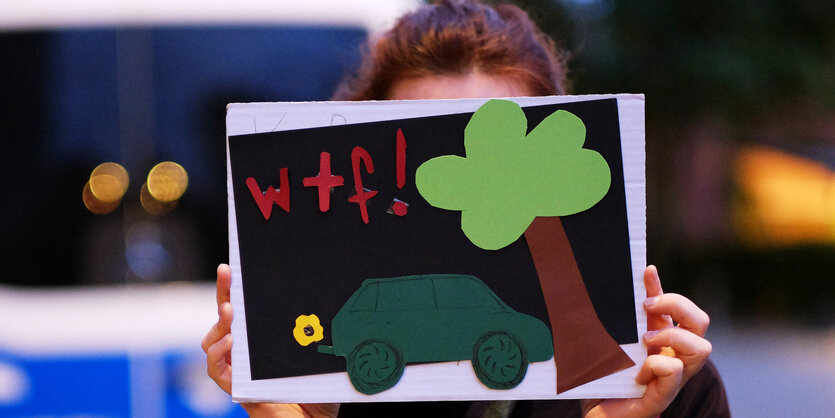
416, 99, 611, 250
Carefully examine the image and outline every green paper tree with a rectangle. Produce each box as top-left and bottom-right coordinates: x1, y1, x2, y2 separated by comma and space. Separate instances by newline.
416, 99, 611, 249
416, 99, 635, 393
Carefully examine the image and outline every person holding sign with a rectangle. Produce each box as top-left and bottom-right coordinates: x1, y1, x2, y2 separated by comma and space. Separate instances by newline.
203, 1, 726, 416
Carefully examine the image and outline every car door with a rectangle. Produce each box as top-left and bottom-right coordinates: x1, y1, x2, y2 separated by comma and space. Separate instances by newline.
375, 277, 437, 362
433, 276, 509, 358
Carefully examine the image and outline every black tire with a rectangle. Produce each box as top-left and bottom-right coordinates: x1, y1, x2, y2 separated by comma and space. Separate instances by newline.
472, 331, 527, 389
346, 339, 405, 395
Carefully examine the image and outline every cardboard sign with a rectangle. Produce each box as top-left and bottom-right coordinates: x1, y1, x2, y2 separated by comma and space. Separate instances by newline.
226, 95, 647, 403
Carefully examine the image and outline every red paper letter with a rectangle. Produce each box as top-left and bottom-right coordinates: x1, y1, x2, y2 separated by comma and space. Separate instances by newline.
392, 129, 408, 216
396, 128, 406, 189
303, 152, 344, 212
246, 168, 290, 220
347, 146, 378, 224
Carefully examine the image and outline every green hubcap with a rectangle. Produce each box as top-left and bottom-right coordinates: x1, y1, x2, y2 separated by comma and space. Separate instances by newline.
473, 332, 527, 389
348, 339, 404, 394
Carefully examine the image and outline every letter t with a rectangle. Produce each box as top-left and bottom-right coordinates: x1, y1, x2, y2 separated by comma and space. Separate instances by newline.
303, 152, 344, 212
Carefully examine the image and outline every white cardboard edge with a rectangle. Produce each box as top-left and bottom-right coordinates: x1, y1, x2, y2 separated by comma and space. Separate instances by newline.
226, 94, 647, 403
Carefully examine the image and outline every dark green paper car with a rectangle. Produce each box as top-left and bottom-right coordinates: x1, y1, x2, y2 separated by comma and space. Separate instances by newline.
317, 274, 553, 395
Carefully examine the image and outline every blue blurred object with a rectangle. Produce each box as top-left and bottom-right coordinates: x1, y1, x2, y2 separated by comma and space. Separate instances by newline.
0, 351, 130, 416
0, 349, 247, 417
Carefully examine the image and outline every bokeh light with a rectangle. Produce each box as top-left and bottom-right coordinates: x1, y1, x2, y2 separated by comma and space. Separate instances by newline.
89, 162, 129, 202
140, 181, 178, 215
83, 180, 121, 215
83, 162, 129, 215
733, 145, 835, 246
147, 162, 188, 203
125, 221, 171, 281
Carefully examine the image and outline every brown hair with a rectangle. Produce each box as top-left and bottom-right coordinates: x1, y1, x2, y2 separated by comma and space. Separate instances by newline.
332, 0, 569, 101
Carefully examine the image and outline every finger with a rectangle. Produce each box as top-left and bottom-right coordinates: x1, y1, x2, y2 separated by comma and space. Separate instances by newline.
635, 354, 683, 414
219, 302, 233, 333
644, 266, 673, 331
644, 293, 710, 337
201, 324, 219, 353
588, 354, 685, 418
207, 334, 234, 394
644, 265, 663, 297
216, 264, 232, 310
201, 302, 233, 353
644, 327, 712, 381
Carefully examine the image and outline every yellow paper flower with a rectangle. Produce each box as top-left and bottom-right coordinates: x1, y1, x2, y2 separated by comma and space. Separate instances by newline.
293, 314, 324, 346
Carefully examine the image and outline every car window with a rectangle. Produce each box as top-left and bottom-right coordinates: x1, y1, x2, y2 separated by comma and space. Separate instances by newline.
434, 277, 502, 309
351, 283, 378, 311
377, 279, 434, 311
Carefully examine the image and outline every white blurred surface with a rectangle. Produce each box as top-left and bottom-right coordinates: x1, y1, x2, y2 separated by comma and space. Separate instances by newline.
0, 283, 216, 355
0, 0, 420, 31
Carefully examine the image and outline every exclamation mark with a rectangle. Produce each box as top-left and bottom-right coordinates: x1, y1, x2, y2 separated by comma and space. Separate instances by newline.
392, 128, 408, 216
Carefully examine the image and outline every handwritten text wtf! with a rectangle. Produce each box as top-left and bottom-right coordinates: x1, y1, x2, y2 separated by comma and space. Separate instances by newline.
245, 129, 408, 224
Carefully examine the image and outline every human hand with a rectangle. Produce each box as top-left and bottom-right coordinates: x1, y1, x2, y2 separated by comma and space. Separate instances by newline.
201, 264, 339, 418
202, 264, 234, 394
583, 265, 712, 418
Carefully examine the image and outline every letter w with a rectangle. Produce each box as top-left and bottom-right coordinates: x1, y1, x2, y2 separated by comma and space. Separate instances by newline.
246, 168, 290, 219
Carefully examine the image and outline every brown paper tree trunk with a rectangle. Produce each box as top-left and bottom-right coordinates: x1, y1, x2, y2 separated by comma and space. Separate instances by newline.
524, 216, 635, 393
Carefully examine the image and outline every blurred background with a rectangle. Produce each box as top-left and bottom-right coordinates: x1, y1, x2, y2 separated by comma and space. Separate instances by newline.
0, 0, 833, 416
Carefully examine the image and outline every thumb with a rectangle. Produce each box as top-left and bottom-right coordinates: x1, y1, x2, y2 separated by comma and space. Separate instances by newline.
635, 354, 683, 415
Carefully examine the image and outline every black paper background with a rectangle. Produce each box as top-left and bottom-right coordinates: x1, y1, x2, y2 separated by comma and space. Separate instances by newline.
228, 99, 637, 380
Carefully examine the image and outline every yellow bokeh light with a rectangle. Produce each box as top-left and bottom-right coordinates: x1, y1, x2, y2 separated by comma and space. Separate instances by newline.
734, 145, 835, 246
147, 161, 188, 203
140, 181, 177, 215
83, 181, 120, 215
89, 162, 129, 202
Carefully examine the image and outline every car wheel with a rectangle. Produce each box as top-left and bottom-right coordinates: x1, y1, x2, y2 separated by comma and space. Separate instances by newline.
472, 331, 527, 389
347, 339, 405, 395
